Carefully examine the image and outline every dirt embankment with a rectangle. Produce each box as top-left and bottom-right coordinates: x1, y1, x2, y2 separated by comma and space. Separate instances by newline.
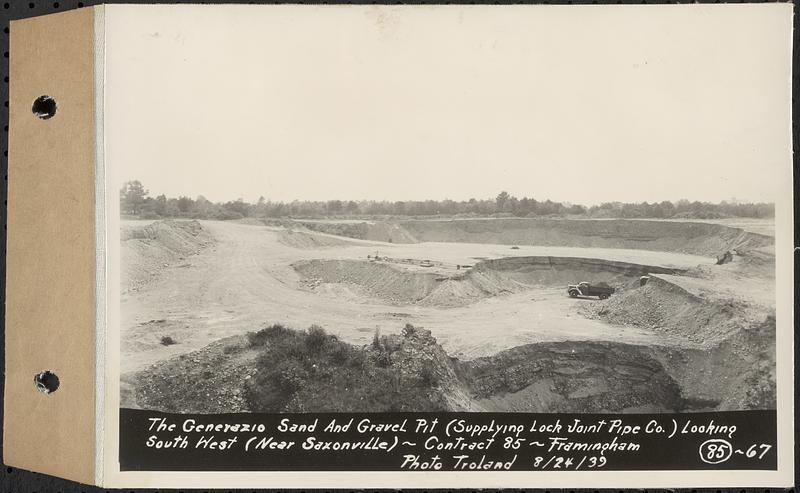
275, 229, 356, 249
580, 276, 758, 346
121, 220, 213, 293
578, 276, 776, 410
474, 256, 681, 288
293, 220, 417, 244
121, 335, 259, 413
293, 259, 443, 304
293, 256, 684, 307
127, 321, 774, 414
648, 318, 776, 411
400, 218, 773, 256
463, 319, 774, 413
293, 218, 772, 257
293, 258, 523, 307
461, 341, 684, 413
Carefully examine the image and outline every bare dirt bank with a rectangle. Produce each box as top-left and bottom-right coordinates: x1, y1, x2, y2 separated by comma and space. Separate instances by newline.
464, 316, 775, 413
121, 220, 213, 294
578, 275, 776, 410
293, 256, 685, 307
297, 217, 772, 257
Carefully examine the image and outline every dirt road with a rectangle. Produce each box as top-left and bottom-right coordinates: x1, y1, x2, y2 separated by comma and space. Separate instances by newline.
121, 220, 715, 373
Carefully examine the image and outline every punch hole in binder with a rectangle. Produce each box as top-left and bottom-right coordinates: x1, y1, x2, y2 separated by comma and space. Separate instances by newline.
33, 370, 59, 394
31, 95, 56, 119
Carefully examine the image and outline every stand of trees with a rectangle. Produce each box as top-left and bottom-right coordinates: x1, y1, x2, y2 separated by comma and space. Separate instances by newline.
120, 180, 774, 221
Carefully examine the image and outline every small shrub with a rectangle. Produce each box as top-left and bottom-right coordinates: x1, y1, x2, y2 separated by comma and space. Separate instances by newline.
223, 344, 241, 355
244, 372, 285, 412
248, 331, 268, 347
305, 325, 328, 353
329, 342, 352, 365
272, 359, 309, 393
372, 328, 381, 350
277, 332, 310, 360
347, 350, 367, 369
244, 322, 447, 413
247, 324, 291, 347
379, 335, 401, 353
375, 351, 392, 368
401, 323, 417, 338
419, 362, 440, 387
160, 336, 176, 346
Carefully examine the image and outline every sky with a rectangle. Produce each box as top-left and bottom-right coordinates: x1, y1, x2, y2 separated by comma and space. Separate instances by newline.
104, 4, 792, 205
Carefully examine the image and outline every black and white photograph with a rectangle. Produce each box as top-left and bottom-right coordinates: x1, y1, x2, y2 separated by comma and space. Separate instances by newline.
111, 5, 784, 419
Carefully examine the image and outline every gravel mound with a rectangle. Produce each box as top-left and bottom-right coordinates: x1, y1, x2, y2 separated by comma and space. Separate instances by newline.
276, 229, 355, 249
124, 335, 258, 413
293, 256, 682, 307
578, 276, 776, 410
293, 259, 440, 305
579, 276, 742, 346
121, 220, 213, 293
298, 220, 419, 243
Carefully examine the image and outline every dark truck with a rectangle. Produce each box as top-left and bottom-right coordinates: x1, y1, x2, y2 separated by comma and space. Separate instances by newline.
567, 281, 615, 300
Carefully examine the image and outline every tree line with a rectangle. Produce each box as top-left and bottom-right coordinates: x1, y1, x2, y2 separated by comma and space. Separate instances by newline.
120, 180, 774, 221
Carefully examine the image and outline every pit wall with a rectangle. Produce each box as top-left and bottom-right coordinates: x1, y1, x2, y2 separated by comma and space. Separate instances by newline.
460, 341, 686, 413
457, 325, 776, 413
292, 256, 686, 307
400, 218, 773, 256
294, 220, 417, 243
577, 277, 776, 410
474, 256, 682, 289
298, 218, 773, 257
293, 259, 442, 305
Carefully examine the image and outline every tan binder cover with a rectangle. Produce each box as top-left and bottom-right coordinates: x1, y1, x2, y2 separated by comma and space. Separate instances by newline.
4, 7, 97, 484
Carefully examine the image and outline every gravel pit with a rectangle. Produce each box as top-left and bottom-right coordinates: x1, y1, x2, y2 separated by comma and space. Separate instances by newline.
293, 256, 685, 307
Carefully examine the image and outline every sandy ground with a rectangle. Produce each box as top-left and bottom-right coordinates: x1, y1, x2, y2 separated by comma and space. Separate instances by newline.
121, 220, 721, 374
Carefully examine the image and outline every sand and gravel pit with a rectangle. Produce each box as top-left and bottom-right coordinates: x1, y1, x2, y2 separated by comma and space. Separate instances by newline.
292, 255, 685, 307
120, 218, 776, 413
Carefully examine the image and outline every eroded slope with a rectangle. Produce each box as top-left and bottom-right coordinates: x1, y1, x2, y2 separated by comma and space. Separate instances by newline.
296, 218, 772, 256
127, 321, 774, 414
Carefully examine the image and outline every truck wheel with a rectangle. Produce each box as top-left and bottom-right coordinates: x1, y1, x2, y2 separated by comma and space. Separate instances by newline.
568, 290, 578, 298
599, 294, 608, 300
